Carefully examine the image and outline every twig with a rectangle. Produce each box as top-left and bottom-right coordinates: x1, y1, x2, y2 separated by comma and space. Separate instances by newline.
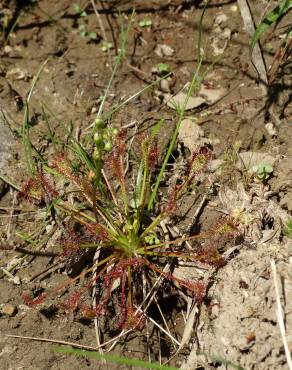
237, 0, 268, 92
134, 305, 180, 346
29, 261, 65, 282
6, 191, 17, 239
270, 259, 292, 370
91, 249, 105, 359
6, 334, 98, 351
90, 0, 111, 66
153, 295, 173, 339
0, 243, 59, 257
101, 169, 120, 214
104, 264, 173, 351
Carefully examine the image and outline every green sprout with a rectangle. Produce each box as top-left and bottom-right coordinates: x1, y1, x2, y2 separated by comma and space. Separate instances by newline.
77, 22, 97, 40
283, 219, 292, 239
138, 19, 152, 28
251, 163, 273, 181
265, 42, 275, 54
74, 4, 97, 41
73, 4, 87, 17
155, 63, 171, 75
101, 41, 113, 52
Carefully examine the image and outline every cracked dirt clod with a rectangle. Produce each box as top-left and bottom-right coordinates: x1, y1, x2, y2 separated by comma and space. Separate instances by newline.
1, 304, 17, 317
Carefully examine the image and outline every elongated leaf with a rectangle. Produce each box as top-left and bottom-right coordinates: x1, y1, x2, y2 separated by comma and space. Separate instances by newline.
22, 59, 48, 175
250, 0, 292, 51
71, 141, 96, 174
53, 346, 179, 370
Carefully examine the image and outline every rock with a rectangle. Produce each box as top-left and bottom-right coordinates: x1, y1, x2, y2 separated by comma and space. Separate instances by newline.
160, 78, 171, 93
0, 114, 16, 197
1, 304, 17, 317
166, 83, 226, 111
208, 159, 224, 172
0, 78, 22, 197
0, 111, 15, 198
237, 152, 277, 173
211, 13, 231, 56
265, 122, 277, 137
166, 91, 206, 110
0, 77, 23, 112
154, 44, 174, 57
199, 85, 226, 104
178, 118, 204, 151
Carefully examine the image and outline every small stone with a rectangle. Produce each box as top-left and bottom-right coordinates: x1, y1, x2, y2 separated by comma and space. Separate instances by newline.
265, 122, 277, 137
160, 79, 171, 93
154, 44, 174, 57
1, 304, 18, 316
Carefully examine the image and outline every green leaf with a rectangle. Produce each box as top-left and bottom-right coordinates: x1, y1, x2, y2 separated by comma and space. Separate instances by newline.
53, 347, 180, 370
263, 164, 273, 173
73, 4, 81, 13
250, 0, 292, 51
150, 118, 164, 137
101, 42, 113, 52
88, 32, 97, 40
283, 218, 292, 238
78, 23, 86, 31
71, 141, 96, 174
156, 62, 171, 74
139, 19, 152, 27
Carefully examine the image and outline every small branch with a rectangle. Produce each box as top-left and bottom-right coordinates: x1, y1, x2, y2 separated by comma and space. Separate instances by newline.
270, 259, 292, 370
0, 243, 59, 257
6, 334, 98, 351
237, 0, 268, 91
90, 0, 112, 66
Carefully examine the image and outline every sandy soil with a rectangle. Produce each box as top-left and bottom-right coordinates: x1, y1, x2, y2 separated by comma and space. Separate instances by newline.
0, 1, 291, 369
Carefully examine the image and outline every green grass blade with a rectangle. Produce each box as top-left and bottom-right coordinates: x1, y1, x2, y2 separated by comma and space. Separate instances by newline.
147, 0, 212, 211
53, 346, 179, 370
70, 141, 96, 174
0, 174, 21, 191
133, 159, 144, 209
41, 106, 59, 150
133, 118, 164, 209
22, 59, 48, 175
95, 10, 135, 122
250, 0, 292, 52
4, 13, 21, 46
150, 118, 164, 137
209, 353, 245, 370
147, 59, 203, 211
105, 73, 171, 120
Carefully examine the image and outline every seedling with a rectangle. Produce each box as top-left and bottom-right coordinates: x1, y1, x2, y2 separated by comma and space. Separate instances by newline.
73, 4, 87, 17
251, 163, 273, 181
283, 218, 292, 239
100, 41, 113, 52
78, 22, 97, 40
155, 62, 171, 75
138, 19, 152, 28
73, 4, 98, 42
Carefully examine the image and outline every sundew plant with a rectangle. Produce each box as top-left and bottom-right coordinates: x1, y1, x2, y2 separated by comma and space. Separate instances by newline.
16, 3, 239, 341
20, 112, 238, 331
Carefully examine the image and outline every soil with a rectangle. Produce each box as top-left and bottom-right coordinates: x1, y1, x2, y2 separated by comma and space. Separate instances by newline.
0, 1, 291, 370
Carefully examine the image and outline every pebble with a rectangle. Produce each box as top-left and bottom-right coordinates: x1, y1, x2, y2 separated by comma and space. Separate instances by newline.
1, 304, 18, 317
160, 78, 171, 93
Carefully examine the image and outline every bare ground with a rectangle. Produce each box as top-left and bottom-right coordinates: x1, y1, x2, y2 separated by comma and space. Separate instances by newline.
0, 1, 291, 369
